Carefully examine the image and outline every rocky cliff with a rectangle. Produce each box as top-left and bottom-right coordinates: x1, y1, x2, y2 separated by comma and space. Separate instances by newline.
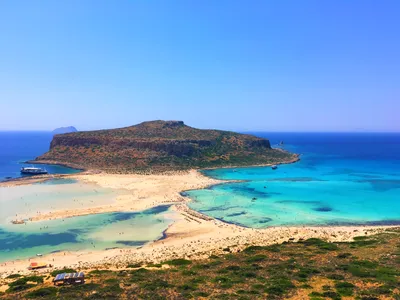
36, 121, 298, 172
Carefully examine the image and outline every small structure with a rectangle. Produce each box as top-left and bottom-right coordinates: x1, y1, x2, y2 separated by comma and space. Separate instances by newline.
53, 272, 85, 286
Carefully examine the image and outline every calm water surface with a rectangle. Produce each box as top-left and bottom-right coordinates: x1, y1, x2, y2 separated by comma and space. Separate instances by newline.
187, 133, 400, 228
0, 131, 79, 181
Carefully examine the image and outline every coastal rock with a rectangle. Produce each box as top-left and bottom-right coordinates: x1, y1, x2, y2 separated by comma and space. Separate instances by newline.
37, 120, 298, 172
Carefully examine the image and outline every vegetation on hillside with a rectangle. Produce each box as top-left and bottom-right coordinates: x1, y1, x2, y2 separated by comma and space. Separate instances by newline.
1, 228, 399, 299
36, 121, 298, 172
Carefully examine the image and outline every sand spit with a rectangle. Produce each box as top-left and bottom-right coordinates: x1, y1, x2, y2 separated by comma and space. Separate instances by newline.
0, 202, 396, 277
0, 170, 397, 278
23, 170, 223, 222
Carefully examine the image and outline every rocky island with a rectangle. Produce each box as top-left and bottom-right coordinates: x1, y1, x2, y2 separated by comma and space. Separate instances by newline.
52, 126, 78, 135
34, 120, 298, 172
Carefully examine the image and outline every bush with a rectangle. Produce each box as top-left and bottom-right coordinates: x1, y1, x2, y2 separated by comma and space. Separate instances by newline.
327, 274, 345, 280
89, 269, 113, 275
243, 245, 265, 253
25, 287, 57, 298
7, 275, 44, 292
337, 253, 352, 259
246, 254, 267, 263
6, 274, 22, 279
6, 284, 35, 293
127, 262, 142, 268
140, 279, 171, 291
335, 281, 355, 296
303, 238, 339, 251
163, 259, 192, 266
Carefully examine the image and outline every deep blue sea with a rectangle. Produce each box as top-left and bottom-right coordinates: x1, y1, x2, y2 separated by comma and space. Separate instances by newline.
187, 132, 400, 228
0, 131, 79, 180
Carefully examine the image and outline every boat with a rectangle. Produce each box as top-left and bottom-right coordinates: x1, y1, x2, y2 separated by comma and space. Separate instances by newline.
271, 165, 278, 170
20, 166, 48, 175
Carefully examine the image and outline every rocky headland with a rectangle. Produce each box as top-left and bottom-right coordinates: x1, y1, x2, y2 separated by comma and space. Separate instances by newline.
35, 120, 298, 172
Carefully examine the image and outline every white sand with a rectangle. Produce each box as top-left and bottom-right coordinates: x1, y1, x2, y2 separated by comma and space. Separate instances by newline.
0, 171, 396, 278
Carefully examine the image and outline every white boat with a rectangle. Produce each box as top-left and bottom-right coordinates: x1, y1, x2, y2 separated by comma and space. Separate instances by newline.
271, 165, 278, 170
21, 166, 48, 175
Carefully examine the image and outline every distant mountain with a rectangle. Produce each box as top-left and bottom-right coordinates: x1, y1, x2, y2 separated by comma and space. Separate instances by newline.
52, 126, 78, 135
37, 121, 298, 172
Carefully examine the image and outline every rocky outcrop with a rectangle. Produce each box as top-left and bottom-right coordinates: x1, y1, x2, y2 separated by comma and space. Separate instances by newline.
52, 126, 78, 135
37, 120, 297, 172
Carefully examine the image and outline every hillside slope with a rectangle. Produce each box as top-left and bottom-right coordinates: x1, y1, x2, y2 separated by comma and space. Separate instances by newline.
36, 121, 298, 172
1, 228, 399, 299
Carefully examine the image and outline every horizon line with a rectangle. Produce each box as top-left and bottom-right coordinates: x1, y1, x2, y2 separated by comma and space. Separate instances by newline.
1, 129, 399, 134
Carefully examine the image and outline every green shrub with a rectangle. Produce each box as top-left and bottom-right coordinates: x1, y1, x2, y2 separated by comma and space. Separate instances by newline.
25, 287, 57, 298
327, 274, 345, 280
7, 275, 44, 292
104, 278, 119, 284
140, 279, 171, 290
127, 262, 142, 268
6, 274, 22, 279
243, 245, 265, 253
335, 281, 355, 296
6, 284, 35, 293
89, 269, 113, 275
303, 238, 339, 251
246, 254, 267, 263
163, 259, 192, 266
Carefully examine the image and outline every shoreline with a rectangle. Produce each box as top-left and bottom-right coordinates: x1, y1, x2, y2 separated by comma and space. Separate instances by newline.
25, 159, 87, 172
1, 159, 398, 277
1, 204, 397, 277
24, 148, 300, 175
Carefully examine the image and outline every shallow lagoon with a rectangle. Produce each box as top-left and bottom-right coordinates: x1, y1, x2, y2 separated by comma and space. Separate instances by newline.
0, 179, 118, 225
0, 180, 173, 262
187, 133, 400, 228
0, 206, 172, 263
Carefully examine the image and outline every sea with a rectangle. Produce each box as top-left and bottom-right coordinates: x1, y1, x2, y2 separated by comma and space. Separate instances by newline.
187, 132, 400, 228
0, 131, 400, 262
0, 131, 79, 180
0, 132, 173, 262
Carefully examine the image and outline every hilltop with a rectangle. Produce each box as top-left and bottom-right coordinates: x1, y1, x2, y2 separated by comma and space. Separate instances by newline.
35, 121, 298, 172
52, 126, 78, 135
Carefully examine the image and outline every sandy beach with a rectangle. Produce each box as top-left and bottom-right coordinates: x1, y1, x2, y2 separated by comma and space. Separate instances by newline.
0, 170, 397, 278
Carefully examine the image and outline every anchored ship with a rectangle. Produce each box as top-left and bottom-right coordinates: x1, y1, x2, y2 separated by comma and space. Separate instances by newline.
20, 166, 48, 175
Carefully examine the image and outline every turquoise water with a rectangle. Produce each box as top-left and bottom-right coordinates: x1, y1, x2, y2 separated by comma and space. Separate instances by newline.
0, 179, 173, 262
187, 133, 400, 228
0, 179, 118, 225
0, 206, 172, 263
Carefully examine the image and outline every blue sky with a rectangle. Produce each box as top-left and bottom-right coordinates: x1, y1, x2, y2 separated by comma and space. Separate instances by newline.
0, 1, 399, 131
